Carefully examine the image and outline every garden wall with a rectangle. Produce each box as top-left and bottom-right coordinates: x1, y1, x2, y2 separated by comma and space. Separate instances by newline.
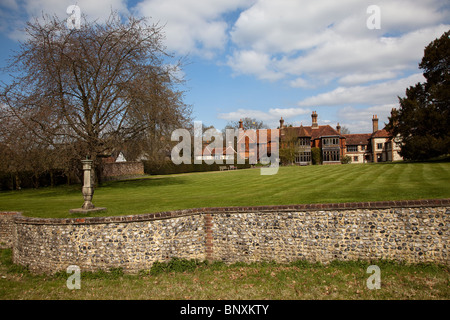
0, 212, 17, 248
102, 161, 144, 180
1, 199, 449, 274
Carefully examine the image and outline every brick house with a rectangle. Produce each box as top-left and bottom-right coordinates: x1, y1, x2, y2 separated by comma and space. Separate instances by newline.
278, 111, 345, 165
343, 115, 403, 163
236, 111, 402, 165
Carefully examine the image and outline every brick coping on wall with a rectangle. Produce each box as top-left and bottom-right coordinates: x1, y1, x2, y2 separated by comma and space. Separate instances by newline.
6, 198, 450, 226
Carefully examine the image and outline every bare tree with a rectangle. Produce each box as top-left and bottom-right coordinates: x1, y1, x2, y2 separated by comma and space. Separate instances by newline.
340, 126, 350, 134
225, 117, 269, 131
1, 11, 191, 184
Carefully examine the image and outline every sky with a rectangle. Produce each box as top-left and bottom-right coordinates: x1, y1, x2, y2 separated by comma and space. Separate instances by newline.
0, 0, 449, 133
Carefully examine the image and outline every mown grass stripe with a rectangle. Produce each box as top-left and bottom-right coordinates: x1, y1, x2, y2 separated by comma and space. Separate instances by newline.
1, 162, 449, 218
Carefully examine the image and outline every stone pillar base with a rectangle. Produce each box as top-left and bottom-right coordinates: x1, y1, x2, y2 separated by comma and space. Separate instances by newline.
69, 207, 107, 214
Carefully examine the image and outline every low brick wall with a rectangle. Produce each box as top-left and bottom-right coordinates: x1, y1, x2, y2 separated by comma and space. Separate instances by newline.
2, 199, 449, 274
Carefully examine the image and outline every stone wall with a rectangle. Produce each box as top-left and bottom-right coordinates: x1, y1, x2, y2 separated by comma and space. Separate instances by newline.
0, 212, 18, 248
2, 199, 449, 274
210, 207, 449, 265
102, 161, 144, 180
12, 211, 205, 274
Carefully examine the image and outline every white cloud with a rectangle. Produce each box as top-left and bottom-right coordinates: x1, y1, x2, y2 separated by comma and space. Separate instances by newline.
227, 0, 450, 86
218, 107, 311, 124
1, 0, 130, 41
298, 73, 425, 107
277, 24, 449, 81
339, 104, 396, 122
133, 0, 253, 57
231, 0, 449, 54
23, 0, 129, 20
337, 104, 398, 133
226, 50, 283, 81
289, 77, 314, 89
230, 0, 357, 54
338, 71, 398, 86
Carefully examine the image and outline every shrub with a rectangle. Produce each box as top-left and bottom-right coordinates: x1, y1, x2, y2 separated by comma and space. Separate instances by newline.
143, 160, 251, 175
341, 155, 352, 164
311, 147, 322, 165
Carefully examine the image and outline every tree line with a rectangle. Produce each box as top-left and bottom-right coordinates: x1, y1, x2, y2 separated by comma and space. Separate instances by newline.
0, 12, 191, 189
0, 15, 447, 190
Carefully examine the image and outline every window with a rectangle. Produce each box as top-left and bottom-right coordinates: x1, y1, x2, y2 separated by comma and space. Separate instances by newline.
361, 145, 366, 151
353, 156, 359, 162
347, 145, 358, 152
377, 143, 383, 150
297, 138, 311, 146
323, 150, 340, 162
295, 152, 311, 163
385, 142, 391, 149
323, 137, 339, 146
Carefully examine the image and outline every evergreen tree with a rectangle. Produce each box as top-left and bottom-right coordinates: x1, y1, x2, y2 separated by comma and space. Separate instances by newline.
388, 30, 450, 160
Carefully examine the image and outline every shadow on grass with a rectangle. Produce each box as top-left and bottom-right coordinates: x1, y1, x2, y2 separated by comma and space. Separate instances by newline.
99, 175, 188, 190
382, 155, 450, 165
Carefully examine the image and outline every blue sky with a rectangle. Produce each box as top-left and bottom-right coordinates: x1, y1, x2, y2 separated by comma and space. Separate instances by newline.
1, 0, 449, 133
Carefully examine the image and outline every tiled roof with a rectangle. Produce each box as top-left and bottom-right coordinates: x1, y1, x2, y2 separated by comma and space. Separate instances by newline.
343, 134, 371, 145
371, 129, 391, 138
238, 128, 279, 143
195, 145, 236, 156
283, 125, 341, 140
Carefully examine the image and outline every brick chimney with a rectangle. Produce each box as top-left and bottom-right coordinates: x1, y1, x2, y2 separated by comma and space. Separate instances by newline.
372, 115, 378, 133
336, 123, 341, 134
311, 111, 318, 129
239, 119, 243, 129
279, 117, 284, 129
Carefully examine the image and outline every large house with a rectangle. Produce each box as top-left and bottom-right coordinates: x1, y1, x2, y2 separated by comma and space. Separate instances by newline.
237, 111, 402, 165
342, 114, 403, 164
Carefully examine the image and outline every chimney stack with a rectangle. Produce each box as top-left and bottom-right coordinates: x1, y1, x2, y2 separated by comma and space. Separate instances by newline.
239, 119, 243, 130
336, 123, 341, 134
372, 115, 378, 133
279, 117, 284, 129
311, 111, 318, 129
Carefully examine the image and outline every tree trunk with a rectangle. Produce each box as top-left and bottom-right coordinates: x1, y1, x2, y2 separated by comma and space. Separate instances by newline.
15, 173, 21, 190
50, 170, 54, 187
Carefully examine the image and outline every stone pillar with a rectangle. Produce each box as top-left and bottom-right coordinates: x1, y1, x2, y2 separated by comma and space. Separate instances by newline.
81, 159, 95, 210
70, 158, 106, 214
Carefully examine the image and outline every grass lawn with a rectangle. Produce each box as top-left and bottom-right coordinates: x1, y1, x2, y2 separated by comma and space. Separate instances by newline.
0, 161, 450, 218
0, 248, 448, 300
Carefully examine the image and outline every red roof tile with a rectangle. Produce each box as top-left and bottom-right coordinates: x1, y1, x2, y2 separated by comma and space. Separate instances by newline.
283, 125, 341, 140
343, 133, 371, 145
371, 129, 391, 138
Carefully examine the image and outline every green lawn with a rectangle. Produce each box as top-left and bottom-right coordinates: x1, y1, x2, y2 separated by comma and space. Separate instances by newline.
1, 162, 450, 218
0, 249, 448, 300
